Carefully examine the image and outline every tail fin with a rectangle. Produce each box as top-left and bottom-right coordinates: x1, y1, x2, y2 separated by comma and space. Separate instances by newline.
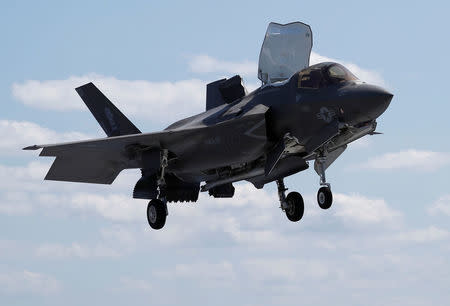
75, 82, 141, 137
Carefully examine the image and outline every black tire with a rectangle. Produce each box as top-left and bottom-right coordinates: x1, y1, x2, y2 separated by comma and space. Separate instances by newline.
317, 187, 333, 209
147, 199, 167, 230
285, 192, 304, 222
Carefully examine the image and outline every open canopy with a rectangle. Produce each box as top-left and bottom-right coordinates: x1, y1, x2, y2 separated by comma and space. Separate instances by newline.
258, 22, 313, 84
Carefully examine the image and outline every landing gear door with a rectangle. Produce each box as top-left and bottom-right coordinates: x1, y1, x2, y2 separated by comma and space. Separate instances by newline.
258, 22, 313, 85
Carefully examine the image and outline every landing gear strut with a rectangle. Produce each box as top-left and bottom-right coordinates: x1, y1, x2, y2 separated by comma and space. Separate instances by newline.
315, 155, 333, 209
147, 149, 169, 230
276, 179, 304, 222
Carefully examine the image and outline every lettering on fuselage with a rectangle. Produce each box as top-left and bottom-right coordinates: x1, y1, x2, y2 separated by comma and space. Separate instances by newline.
316, 107, 335, 123
204, 136, 221, 145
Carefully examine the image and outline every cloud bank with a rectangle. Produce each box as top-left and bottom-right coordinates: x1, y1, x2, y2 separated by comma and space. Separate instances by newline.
12, 76, 206, 124
11, 53, 386, 124
188, 55, 255, 77
0, 120, 91, 155
310, 52, 386, 86
360, 149, 450, 171
0, 270, 61, 296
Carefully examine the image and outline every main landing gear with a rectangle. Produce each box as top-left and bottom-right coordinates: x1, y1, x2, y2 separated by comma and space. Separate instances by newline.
147, 149, 169, 230
276, 179, 304, 222
147, 199, 167, 230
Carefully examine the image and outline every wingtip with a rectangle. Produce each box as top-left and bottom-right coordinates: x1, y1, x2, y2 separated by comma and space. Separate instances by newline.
23, 145, 42, 150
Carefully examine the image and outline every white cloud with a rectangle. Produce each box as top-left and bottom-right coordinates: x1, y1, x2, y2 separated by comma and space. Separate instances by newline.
12, 54, 385, 124
392, 226, 450, 243
63, 193, 144, 222
310, 52, 386, 86
333, 193, 401, 225
428, 195, 450, 216
176, 261, 235, 280
0, 164, 143, 220
156, 261, 236, 283
0, 192, 33, 215
99, 227, 137, 247
349, 136, 372, 149
360, 149, 450, 171
0, 160, 143, 221
17, 192, 144, 222
0, 158, 401, 234
0, 270, 61, 295
3, 155, 450, 306
188, 55, 256, 77
209, 182, 276, 209
0, 161, 90, 201
188, 53, 386, 87
0, 120, 91, 155
35, 242, 122, 259
12, 75, 206, 124
242, 258, 329, 282
35, 227, 137, 259
0, 162, 56, 208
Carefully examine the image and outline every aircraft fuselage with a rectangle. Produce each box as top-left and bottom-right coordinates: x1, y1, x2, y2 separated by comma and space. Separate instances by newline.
168, 62, 392, 186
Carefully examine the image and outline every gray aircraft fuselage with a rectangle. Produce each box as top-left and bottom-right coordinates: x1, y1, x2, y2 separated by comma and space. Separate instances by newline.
164, 62, 392, 187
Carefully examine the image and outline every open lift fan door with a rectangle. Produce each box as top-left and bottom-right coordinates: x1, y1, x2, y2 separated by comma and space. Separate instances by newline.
258, 22, 313, 84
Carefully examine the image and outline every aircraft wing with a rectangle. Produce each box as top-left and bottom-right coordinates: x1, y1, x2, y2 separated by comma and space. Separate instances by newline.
23, 128, 200, 184
24, 103, 270, 184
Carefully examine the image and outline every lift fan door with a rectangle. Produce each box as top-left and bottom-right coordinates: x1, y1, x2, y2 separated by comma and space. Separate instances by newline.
258, 22, 313, 84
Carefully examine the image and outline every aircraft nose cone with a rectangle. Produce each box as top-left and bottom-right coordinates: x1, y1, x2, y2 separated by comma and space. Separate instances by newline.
348, 84, 393, 122
372, 86, 393, 106
339, 84, 394, 124
366, 85, 393, 119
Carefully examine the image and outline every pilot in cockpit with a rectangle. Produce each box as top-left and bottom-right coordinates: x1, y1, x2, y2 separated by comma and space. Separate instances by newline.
298, 62, 358, 89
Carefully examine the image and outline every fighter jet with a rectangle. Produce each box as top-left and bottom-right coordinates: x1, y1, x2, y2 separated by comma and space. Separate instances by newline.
24, 22, 393, 230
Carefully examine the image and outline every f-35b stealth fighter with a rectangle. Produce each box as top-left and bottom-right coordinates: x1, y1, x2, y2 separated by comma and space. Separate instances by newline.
25, 22, 393, 229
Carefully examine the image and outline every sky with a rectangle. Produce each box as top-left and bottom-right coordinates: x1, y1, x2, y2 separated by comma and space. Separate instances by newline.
1, 1, 450, 305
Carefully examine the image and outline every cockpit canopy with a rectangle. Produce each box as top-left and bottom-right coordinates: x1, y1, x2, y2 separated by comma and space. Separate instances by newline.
298, 62, 358, 89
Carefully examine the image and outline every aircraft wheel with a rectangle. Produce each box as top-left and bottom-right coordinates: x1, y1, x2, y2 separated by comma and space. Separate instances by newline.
147, 199, 166, 230
285, 192, 304, 222
317, 187, 333, 209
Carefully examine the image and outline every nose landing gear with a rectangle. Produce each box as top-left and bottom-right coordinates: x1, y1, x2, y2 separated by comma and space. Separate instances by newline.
315, 155, 333, 209
317, 186, 333, 209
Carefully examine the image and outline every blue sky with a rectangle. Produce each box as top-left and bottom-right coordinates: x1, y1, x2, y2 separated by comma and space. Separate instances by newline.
1, 1, 450, 305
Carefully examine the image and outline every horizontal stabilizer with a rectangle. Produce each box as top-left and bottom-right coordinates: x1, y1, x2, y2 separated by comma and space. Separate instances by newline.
76, 83, 141, 137
27, 131, 166, 184
45, 154, 124, 184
